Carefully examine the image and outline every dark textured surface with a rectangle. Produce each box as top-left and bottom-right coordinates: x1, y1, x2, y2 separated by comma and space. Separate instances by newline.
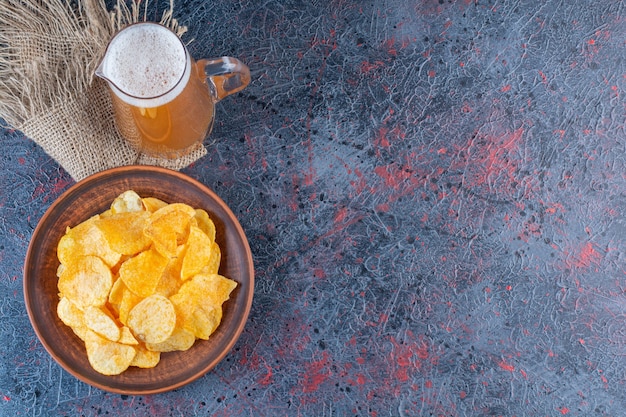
1, 0, 625, 415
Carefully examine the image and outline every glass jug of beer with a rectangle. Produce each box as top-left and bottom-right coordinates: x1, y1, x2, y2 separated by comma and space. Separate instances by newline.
95, 22, 250, 158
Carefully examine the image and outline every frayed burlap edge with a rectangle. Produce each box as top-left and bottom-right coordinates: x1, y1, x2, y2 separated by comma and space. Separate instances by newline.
0, 0, 206, 181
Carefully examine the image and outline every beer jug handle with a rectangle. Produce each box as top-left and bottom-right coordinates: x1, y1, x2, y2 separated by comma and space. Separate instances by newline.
198, 57, 250, 101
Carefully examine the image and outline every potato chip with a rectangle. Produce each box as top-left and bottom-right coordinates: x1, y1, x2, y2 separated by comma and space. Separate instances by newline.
84, 330, 137, 375
57, 297, 88, 341
144, 203, 196, 257
202, 242, 221, 275
58, 255, 113, 309
109, 255, 129, 276
119, 326, 139, 345
57, 297, 84, 327
145, 327, 196, 352
69, 323, 89, 341
193, 209, 216, 243
169, 293, 204, 339
57, 216, 121, 268
142, 197, 168, 213
99, 209, 113, 218
127, 294, 176, 344
83, 306, 121, 342
191, 273, 238, 308
95, 211, 151, 255
180, 225, 213, 281
118, 247, 168, 298
190, 305, 223, 340
118, 287, 142, 326
110, 190, 143, 214
154, 245, 185, 298
108, 277, 126, 306
169, 274, 236, 340
130, 344, 161, 368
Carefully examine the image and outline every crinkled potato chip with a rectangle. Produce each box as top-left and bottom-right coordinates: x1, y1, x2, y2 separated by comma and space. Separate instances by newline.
57, 216, 121, 268
57, 297, 84, 328
169, 292, 199, 338
58, 255, 113, 309
145, 327, 196, 352
127, 294, 176, 344
193, 209, 216, 243
95, 211, 151, 255
110, 190, 143, 214
119, 326, 139, 345
57, 297, 88, 341
144, 203, 196, 257
155, 245, 185, 298
180, 225, 213, 281
169, 274, 235, 340
84, 330, 137, 376
130, 344, 161, 368
108, 277, 126, 306
142, 197, 168, 213
118, 287, 142, 326
119, 247, 168, 298
203, 242, 221, 275
188, 273, 238, 308
55, 190, 238, 375
99, 209, 113, 218
190, 305, 223, 340
83, 306, 121, 342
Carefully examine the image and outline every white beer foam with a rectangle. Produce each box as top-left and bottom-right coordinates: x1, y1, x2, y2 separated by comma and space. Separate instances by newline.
102, 23, 190, 107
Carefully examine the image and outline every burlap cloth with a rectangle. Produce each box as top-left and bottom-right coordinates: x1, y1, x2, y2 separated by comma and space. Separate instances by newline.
0, 0, 206, 181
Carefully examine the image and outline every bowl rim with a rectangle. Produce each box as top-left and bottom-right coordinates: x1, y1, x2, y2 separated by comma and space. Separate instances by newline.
23, 165, 254, 394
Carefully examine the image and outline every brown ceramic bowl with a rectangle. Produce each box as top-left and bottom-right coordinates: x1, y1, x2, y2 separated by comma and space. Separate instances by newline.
24, 166, 254, 394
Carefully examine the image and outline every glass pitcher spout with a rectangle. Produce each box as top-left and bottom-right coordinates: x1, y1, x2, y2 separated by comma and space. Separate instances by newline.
94, 60, 109, 84
94, 63, 103, 80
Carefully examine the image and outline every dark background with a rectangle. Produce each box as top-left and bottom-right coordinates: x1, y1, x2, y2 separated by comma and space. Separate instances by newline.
1, 0, 625, 415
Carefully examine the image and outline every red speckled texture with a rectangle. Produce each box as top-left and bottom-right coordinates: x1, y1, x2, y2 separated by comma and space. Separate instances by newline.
1, 0, 625, 415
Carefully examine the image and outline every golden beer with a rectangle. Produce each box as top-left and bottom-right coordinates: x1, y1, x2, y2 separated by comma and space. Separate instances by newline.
97, 23, 250, 158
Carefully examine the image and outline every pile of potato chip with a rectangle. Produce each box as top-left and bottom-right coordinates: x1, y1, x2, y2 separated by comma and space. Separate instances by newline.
55, 190, 237, 375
